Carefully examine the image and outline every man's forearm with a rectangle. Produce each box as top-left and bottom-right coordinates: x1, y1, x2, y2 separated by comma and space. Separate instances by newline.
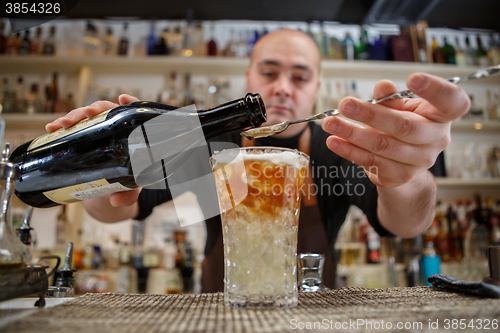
83, 196, 139, 223
376, 170, 437, 238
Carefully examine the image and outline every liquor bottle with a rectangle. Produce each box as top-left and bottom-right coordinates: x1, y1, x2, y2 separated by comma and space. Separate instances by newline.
174, 229, 194, 293
318, 22, 331, 59
491, 202, 500, 246
489, 34, 500, 66
55, 93, 75, 114
182, 73, 195, 106
117, 241, 131, 293
44, 72, 59, 113
476, 35, 490, 67
329, 80, 344, 109
329, 36, 344, 60
436, 213, 452, 262
82, 22, 101, 56
369, 36, 385, 61
154, 34, 168, 55
364, 224, 381, 264
422, 241, 440, 286
180, 26, 194, 57
0, 21, 6, 54
18, 30, 31, 55
415, 21, 428, 63
431, 37, 444, 64
465, 36, 477, 66
486, 90, 498, 121
0, 77, 11, 113
42, 26, 56, 55
192, 22, 205, 56
207, 23, 217, 56
14, 76, 27, 113
10, 93, 267, 208
161, 27, 170, 54
147, 23, 157, 55
450, 219, 463, 262
223, 29, 237, 57
117, 23, 129, 56
7, 32, 21, 55
455, 37, 467, 67
103, 27, 117, 56
158, 72, 180, 106
30, 26, 42, 55
441, 37, 455, 64
164, 237, 183, 294
342, 32, 355, 61
355, 27, 370, 60
93, 246, 109, 293
169, 26, 182, 56
236, 30, 249, 58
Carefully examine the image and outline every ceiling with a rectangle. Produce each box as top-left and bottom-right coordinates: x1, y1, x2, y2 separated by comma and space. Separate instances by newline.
46, 0, 500, 32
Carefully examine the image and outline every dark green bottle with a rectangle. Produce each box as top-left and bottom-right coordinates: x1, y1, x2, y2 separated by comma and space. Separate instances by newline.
10, 93, 266, 208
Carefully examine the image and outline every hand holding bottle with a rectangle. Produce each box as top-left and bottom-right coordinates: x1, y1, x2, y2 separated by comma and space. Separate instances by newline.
46, 94, 143, 219
28, 92, 266, 220
46, 94, 139, 132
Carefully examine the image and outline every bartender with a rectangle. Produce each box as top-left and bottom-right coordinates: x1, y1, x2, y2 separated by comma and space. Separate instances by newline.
46, 29, 470, 291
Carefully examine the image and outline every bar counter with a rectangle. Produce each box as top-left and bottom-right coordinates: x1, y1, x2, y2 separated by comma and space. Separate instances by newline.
2, 286, 500, 333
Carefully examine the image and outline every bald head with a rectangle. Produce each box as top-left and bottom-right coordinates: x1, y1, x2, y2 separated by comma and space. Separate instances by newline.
245, 28, 322, 137
250, 29, 321, 74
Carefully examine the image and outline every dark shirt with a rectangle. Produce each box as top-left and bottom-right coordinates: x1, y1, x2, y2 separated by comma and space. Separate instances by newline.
135, 122, 392, 259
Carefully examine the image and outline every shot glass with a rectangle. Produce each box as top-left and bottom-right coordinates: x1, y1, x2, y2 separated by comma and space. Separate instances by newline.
210, 147, 309, 308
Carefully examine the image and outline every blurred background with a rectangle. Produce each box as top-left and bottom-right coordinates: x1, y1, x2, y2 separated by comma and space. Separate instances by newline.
1, 0, 499, 295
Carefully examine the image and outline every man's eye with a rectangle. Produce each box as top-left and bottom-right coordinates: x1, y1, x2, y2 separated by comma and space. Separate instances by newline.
262, 72, 276, 77
294, 76, 309, 82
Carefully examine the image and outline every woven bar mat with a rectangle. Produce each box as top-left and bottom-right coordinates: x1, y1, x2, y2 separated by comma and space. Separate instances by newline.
3, 286, 500, 333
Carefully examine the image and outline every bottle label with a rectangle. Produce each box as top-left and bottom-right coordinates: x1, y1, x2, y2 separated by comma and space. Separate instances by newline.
28, 110, 112, 151
43, 179, 131, 205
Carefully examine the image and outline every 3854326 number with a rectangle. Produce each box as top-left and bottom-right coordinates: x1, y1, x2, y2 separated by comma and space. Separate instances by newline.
5, 2, 61, 15
443, 319, 498, 330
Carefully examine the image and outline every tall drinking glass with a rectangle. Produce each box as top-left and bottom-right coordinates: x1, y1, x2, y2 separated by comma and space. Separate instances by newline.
210, 147, 309, 308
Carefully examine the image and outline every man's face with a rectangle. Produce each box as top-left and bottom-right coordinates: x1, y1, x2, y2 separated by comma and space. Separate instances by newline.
246, 31, 321, 138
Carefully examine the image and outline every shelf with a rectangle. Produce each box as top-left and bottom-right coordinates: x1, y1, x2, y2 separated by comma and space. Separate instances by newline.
1, 114, 59, 130
435, 177, 500, 189
320, 60, 500, 83
1, 56, 499, 82
450, 121, 500, 133
0, 55, 251, 76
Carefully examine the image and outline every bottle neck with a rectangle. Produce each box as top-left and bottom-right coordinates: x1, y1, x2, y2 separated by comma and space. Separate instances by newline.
198, 93, 266, 139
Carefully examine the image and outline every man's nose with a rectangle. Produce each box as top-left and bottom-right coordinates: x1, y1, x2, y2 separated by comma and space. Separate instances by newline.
273, 75, 292, 98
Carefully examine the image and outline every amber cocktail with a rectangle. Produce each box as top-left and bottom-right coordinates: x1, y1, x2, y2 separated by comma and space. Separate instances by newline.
210, 147, 309, 308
